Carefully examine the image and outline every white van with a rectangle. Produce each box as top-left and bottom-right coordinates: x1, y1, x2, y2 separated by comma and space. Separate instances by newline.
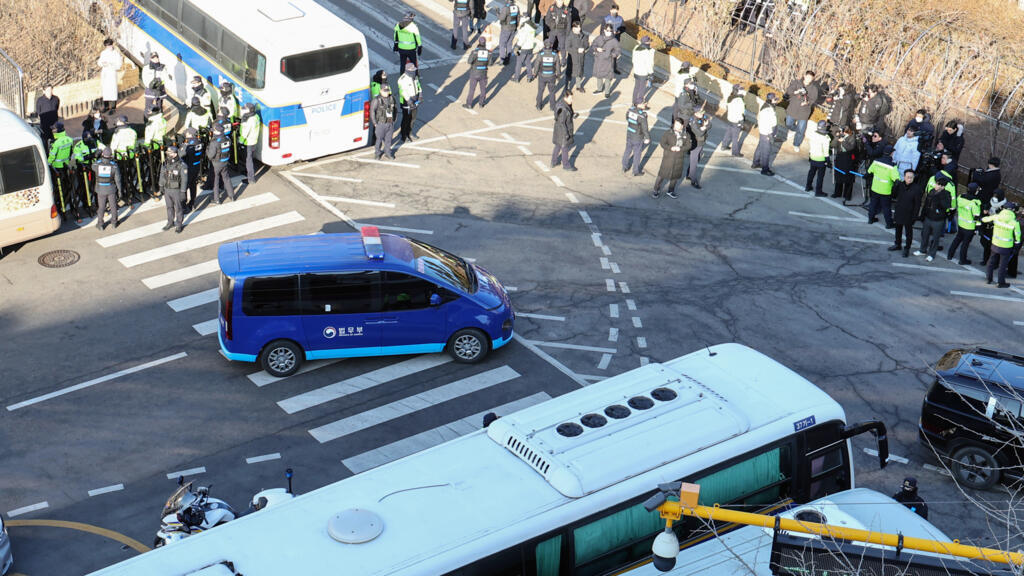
0, 106, 59, 251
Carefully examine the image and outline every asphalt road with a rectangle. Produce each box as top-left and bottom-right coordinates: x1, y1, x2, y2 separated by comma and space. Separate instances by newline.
2, 0, 1023, 573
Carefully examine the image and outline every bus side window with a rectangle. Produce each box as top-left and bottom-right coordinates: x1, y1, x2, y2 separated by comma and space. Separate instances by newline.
535, 534, 562, 576
441, 543, 525, 576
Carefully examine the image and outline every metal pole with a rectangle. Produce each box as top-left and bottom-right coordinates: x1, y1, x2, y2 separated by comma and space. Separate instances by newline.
0, 46, 25, 118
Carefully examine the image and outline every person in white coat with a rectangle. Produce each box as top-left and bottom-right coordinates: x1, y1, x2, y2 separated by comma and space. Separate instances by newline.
721, 84, 746, 157
630, 36, 655, 106
893, 127, 921, 174
97, 38, 123, 113
752, 93, 778, 176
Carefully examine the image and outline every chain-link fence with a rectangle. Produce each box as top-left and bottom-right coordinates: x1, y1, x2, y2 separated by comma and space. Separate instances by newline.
0, 46, 25, 118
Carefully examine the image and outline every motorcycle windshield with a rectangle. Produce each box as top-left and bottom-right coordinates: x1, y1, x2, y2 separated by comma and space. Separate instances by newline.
162, 482, 196, 517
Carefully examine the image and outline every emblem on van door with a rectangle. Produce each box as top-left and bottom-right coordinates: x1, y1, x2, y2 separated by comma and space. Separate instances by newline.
324, 327, 337, 339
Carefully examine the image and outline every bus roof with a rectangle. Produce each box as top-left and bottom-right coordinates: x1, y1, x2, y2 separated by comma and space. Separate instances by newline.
191, 0, 365, 57
218, 233, 427, 276
89, 344, 846, 576
0, 108, 43, 151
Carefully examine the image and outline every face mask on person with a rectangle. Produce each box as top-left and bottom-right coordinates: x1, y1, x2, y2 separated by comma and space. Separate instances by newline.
915, 115, 923, 123
604, 30, 612, 36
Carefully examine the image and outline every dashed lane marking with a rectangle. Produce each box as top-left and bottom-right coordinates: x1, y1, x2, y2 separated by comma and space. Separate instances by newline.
579, 210, 592, 224
591, 233, 603, 247
601, 245, 611, 255
600, 257, 610, 269
7, 502, 48, 517
319, 196, 396, 208
950, 290, 1024, 303
534, 159, 550, 172
517, 145, 533, 155
788, 211, 862, 222
88, 484, 124, 497
839, 235, 891, 246
597, 353, 612, 370
626, 299, 637, 311
632, 316, 643, 328
619, 282, 630, 294
606, 279, 616, 291
166, 467, 206, 480
246, 453, 282, 464
517, 312, 566, 321
565, 192, 579, 203
609, 303, 619, 318
482, 119, 496, 127
608, 327, 619, 342
610, 262, 620, 274
527, 340, 617, 354
640, 357, 650, 366
637, 337, 648, 349
1015, 321, 1024, 326
549, 175, 566, 187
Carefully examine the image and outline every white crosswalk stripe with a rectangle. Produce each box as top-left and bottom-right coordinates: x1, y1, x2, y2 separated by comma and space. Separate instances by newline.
308, 365, 521, 443
278, 355, 452, 414
97, 192, 279, 248
119, 211, 304, 268
193, 318, 219, 336
167, 288, 218, 312
247, 359, 343, 388
142, 259, 219, 290
342, 391, 550, 473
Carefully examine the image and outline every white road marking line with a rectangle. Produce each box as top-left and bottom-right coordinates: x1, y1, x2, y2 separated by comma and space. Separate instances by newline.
427, 82, 443, 95
482, 119, 496, 127
738, 186, 811, 198
550, 175, 566, 187
640, 356, 650, 366
863, 447, 909, 464
286, 171, 362, 183
579, 374, 606, 382
922, 463, 951, 476
597, 353, 612, 370
464, 134, 533, 145
518, 312, 566, 321
892, 263, 977, 275
619, 282, 630, 294
500, 132, 516, 141
309, 366, 521, 443
788, 211, 862, 222
246, 453, 282, 464
601, 245, 611, 255
514, 124, 554, 132
517, 145, 533, 155
606, 278, 616, 291
1014, 321, 1024, 326
591, 233, 603, 247
281, 172, 359, 230
505, 286, 518, 291
193, 318, 219, 336
247, 359, 343, 387
600, 257, 610, 269
637, 336, 648, 348
512, 334, 588, 387
278, 355, 452, 414
610, 262, 621, 274
97, 192, 280, 248
367, 224, 434, 235
608, 327, 619, 342
88, 484, 125, 497
7, 352, 187, 411
1012, 286, 1024, 298
609, 303, 619, 318
353, 157, 421, 168
166, 467, 206, 479
626, 299, 637, 311
632, 316, 643, 328
839, 235, 891, 246
319, 196, 396, 208
167, 288, 218, 312
527, 340, 617, 354
961, 264, 985, 276
342, 392, 550, 474
142, 259, 219, 289
950, 290, 1024, 303
579, 210, 592, 224
534, 159, 550, 172
449, 94, 479, 115
7, 501, 49, 517
565, 192, 579, 203
403, 145, 477, 157
119, 211, 305, 268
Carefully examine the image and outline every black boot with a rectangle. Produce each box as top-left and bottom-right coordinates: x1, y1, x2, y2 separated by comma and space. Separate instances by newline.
451, 35, 458, 50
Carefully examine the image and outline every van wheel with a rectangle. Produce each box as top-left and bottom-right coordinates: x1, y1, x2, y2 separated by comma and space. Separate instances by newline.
448, 329, 489, 364
260, 340, 303, 377
950, 445, 1000, 490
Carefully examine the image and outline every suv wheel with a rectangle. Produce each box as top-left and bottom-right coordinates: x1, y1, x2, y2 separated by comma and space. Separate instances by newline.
448, 329, 489, 363
950, 445, 1000, 490
260, 339, 303, 378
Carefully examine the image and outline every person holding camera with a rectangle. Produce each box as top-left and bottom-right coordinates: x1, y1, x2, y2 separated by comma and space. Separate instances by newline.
906, 109, 934, 151
860, 130, 885, 206
826, 83, 856, 133
856, 84, 891, 137
784, 70, 819, 151
831, 127, 857, 203
688, 113, 711, 189
972, 157, 1002, 210
935, 120, 964, 163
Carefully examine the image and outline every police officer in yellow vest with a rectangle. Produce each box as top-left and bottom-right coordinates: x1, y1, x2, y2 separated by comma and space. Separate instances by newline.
47, 121, 77, 220
866, 144, 899, 228
804, 120, 830, 197
238, 103, 260, 184
946, 182, 981, 265
983, 202, 1021, 288
394, 11, 422, 73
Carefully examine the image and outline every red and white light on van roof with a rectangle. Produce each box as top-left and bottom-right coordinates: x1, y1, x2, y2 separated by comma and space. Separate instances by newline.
361, 226, 384, 260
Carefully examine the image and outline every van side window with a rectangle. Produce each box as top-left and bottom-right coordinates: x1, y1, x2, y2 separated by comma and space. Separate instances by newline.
242, 275, 300, 316
303, 271, 379, 315
382, 272, 439, 311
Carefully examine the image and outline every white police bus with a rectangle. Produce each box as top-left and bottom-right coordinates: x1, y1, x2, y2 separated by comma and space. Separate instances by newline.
88, 344, 896, 576
119, 0, 370, 164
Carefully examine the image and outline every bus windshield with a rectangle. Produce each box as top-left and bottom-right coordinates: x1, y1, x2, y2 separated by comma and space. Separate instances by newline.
0, 146, 43, 196
408, 239, 474, 293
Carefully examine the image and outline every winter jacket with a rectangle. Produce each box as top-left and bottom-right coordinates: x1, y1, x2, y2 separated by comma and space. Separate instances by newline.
937, 127, 964, 158
892, 179, 925, 224
784, 78, 819, 121
552, 100, 575, 146
565, 30, 588, 76
757, 103, 777, 135
656, 129, 693, 181
906, 115, 934, 149
892, 135, 920, 173
591, 34, 619, 79
726, 95, 745, 124
973, 168, 1002, 210
631, 45, 654, 77
922, 184, 952, 221
827, 91, 856, 130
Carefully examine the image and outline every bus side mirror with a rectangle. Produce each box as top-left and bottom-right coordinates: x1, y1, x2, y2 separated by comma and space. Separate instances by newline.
429, 293, 442, 307
841, 420, 889, 469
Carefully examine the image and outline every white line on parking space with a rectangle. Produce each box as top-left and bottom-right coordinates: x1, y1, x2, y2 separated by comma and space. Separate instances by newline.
403, 145, 477, 157
248, 359, 343, 387
626, 299, 637, 311
167, 288, 218, 312
565, 193, 580, 204
632, 316, 643, 328
550, 175, 566, 187
1015, 321, 1024, 326
534, 159, 550, 172
88, 484, 125, 497
600, 257, 610, 269
246, 453, 282, 464
863, 447, 909, 464
637, 336, 648, 348
922, 463, 951, 476
7, 352, 187, 411
368, 224, 434, 235
342, 392, 550, 474
738, 186, 811, 198
142, 259, 219, 289
514, 124, 554, 132
463, 133, 530, 145
619, 282, 630, 294
610, 262, 621, 274
640, 357, 650, 366
319, 196, 396, 208
580, 374, 606, 382
597, 353, 612, 370
281, 172, 359, 230
352, 157, 421, 168
446, 94, 479, 115
517, 145, 532, 155
193, 319, 219, 336
518, 312, 566, 321
309, 366, 521, 443
591, 233, 603, 247
482, 119, 496, 127
279, 355, 452, 414
773, 174, 806, 191
119, 211, 305, 268
951, 290, 1024, 303
579, 210, 592, 224
1012, 286, 1024, 298
839, 236, 891, 246
527, 340, 617, 354
609, 303, 619, 318
166, 467, 206, 479
500, 133, 516, 141
892, 263, 976, 275
287, 171, 362, 183
606, 279, 616, 291
601, 245, 611, 255
8, 501, 49, 517
608, 327, 619, 342
512, 334, 588, 387
426, 82, 443, 95
788, 211, 862, 222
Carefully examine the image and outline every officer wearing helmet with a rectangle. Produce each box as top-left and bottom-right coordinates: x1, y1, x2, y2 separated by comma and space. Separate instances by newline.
189, 75, 211, 111
982, 201, 1022, 287
160, 145, 188, 233
206, 122, 234, 203
110, 114, 140, 204
532, 37, 561, 111
238, 103, 261, 184
687, 112, 711, 189
892, 477, 928, 519
184, 96, 212, 134
804, 119, 831, 197
182, 127, 204, 212
92, 147, 122, 231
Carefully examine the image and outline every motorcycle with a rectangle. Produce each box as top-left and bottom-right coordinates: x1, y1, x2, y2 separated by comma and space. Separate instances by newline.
154, 469, 295, 548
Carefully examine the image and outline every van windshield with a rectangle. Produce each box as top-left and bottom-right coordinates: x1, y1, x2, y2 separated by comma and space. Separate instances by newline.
407, 238, 475, 293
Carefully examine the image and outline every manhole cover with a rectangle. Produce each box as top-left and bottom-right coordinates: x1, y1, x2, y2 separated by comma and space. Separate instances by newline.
38, 250, 80, 268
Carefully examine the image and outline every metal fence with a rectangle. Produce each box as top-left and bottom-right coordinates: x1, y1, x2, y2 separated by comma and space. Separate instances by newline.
0, 46, 25, 118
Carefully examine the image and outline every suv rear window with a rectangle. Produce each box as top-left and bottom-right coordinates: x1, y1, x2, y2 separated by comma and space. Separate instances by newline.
281, 44, 362, 82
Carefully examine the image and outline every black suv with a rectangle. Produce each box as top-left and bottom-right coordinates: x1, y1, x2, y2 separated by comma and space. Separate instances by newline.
919, 348, 1024, 490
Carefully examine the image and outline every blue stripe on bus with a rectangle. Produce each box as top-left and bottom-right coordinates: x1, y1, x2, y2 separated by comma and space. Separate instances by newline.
126, 3, 369, 128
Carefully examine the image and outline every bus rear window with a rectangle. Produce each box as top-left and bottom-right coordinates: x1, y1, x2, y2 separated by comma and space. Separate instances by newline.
0, 146, 43, 195
281, 44, 362, 82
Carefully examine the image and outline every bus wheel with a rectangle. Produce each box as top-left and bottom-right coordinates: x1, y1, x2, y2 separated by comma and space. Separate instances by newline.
261, 340, 303, 377
448, 329, 489, 364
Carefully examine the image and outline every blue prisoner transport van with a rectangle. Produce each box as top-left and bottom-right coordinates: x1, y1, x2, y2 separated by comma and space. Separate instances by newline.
217, 227, 515, 377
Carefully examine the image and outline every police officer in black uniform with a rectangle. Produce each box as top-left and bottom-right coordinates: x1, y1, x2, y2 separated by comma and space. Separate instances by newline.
621, 103, 650, 176
93, 147, 122, 231
160, 145, 188, 233
207, 123, 233, 204
533, 39, 561, 111
892, 477, 928, 519
371, 84, 398, 160
182, 127, 204, 213
464, 36, 491, 109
